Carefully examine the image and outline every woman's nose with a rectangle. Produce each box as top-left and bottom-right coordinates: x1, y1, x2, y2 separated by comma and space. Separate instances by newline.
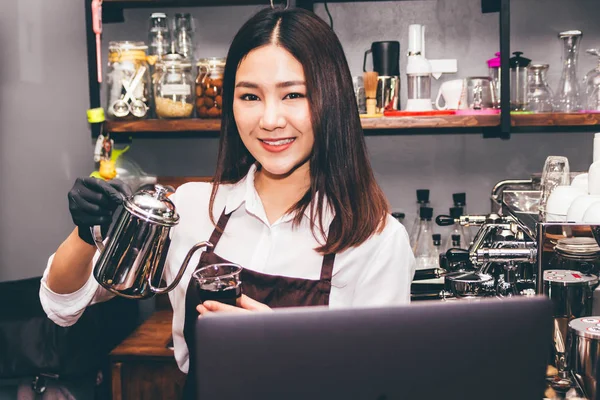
259, 100, 286, 131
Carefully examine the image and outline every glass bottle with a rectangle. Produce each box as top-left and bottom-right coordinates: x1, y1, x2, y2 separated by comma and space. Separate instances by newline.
453, 192, 466, 214
196, 58, 225, 119
172, 13, 194, 60
148, 13, 170, 59
451, 234, 462, 248
154, 54, 194, 119
442, 207, 472, 253
412, 207, 437, 270
509, 51, 531, 111
555, 30, 583, 112
391, 212, 406, 226
409, 189, 430, 246
584, 49, 600, 112
432, 234, 442, 259
528, 64, 554, 113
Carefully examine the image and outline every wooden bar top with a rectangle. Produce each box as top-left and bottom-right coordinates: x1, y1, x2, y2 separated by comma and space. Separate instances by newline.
110, 310, 175, 362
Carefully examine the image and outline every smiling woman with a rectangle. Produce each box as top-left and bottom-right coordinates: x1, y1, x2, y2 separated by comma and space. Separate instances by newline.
39, 6, 415, 400
233, 45, 314, 183
211, 7, 392, 254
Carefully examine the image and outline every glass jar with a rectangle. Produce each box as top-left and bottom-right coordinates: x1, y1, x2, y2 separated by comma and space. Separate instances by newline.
509, 51, 531, 111
173, 13, 194, 61
154, 54, 194, 119
148, 13, 171, 59
196, 58, 225, 119
106, 41, 153, 120
528, 64, 554, 113
487, 52, 501, 108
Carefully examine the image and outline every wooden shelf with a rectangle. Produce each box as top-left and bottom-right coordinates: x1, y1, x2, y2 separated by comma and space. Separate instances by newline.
360, 114, 500, 130
107, 119, 221, 133
104, 113, 600, 136
103, 0, 417, 7
103, 0, 271, 6
105, 114, 500, 134
511, 112, 600, 127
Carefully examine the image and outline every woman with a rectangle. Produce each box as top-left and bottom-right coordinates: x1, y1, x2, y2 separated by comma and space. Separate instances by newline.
40, 5, 415, 387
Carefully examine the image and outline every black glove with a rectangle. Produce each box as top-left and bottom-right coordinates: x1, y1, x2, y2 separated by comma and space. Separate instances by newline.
68, 177, 133, 245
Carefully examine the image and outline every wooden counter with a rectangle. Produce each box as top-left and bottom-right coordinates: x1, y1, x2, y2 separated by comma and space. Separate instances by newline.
110, 310, 186, 400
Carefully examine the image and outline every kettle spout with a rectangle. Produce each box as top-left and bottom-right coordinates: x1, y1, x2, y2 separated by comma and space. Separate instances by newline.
149, 241, 214, 295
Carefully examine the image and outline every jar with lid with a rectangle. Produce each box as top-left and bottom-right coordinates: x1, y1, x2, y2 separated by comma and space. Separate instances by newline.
487, 52, 501, 108
196, 58, 225, 119
148, 13, 170, 59
549, 237, 600, 275
154, 54, 194, 119
106, 41, 153, 120
509, 51, 531, 111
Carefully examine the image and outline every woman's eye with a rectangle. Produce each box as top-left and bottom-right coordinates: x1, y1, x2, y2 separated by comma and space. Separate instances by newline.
240, 94, 260, 101
284, 92, 305, 100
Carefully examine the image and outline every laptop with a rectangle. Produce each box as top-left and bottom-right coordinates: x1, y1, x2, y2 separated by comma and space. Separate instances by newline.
195, 296, 553, 400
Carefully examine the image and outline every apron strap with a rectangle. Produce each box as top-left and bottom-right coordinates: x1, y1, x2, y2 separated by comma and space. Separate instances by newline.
320, 253, 335, 282
207, 208, 232, 249
319, 219, 337, 283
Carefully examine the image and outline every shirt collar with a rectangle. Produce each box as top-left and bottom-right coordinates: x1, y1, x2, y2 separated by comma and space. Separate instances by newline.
224, 163, 335, 230
224, 163, 258, 215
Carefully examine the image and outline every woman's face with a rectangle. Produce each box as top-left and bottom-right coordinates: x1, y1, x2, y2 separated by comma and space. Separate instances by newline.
233, 45, 314, 178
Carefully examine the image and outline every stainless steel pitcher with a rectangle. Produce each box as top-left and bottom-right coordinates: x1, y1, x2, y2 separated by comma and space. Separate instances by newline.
92, 184, 212, 299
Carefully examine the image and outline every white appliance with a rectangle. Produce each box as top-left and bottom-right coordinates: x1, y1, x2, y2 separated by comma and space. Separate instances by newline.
406, 24, 458, 111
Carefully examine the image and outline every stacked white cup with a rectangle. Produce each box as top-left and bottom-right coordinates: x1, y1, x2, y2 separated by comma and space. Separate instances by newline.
565, 133, 600, 223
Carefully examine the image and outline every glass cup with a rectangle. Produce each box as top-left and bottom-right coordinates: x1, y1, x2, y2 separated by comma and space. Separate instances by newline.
540, 156, 571, 219
587, 86, 600, 112
192, 263, 243, 306
464, 77, 495, 110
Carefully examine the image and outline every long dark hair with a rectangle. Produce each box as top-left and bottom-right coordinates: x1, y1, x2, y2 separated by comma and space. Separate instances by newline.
209, 7, 389, 254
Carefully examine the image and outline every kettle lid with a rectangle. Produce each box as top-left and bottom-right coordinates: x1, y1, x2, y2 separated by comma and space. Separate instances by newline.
124, 184, 180, 226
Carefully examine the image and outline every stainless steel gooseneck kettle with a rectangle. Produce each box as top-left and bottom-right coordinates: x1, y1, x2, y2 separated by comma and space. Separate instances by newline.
91, 184, 212, 299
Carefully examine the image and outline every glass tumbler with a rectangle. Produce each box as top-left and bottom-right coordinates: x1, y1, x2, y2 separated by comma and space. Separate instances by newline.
585, 49, 600, 112
192, 263, 243, 306
540, 156, 571, 217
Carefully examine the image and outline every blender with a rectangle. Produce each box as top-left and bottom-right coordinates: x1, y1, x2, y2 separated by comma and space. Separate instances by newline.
405, 24, 458, 111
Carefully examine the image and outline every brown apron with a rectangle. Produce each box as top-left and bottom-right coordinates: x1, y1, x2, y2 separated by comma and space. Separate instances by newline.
182, 208, 336, 398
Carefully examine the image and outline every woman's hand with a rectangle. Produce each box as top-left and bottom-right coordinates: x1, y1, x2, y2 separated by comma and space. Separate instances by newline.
196, 294, 272, 315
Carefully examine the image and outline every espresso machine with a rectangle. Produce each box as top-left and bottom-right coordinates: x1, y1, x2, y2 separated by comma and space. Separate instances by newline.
412, 176, 600, 398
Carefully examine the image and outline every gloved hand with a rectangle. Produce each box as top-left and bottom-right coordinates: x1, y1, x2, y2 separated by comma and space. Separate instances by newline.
68, 177, 133, 245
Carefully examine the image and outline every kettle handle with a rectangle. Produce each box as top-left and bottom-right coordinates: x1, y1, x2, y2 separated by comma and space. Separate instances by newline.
363, 49, 372, 72
90, 226, 105, 253
149, 240, 214, 295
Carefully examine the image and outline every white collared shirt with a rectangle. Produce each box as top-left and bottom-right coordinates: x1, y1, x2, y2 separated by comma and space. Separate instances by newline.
40, 165, 415, 373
